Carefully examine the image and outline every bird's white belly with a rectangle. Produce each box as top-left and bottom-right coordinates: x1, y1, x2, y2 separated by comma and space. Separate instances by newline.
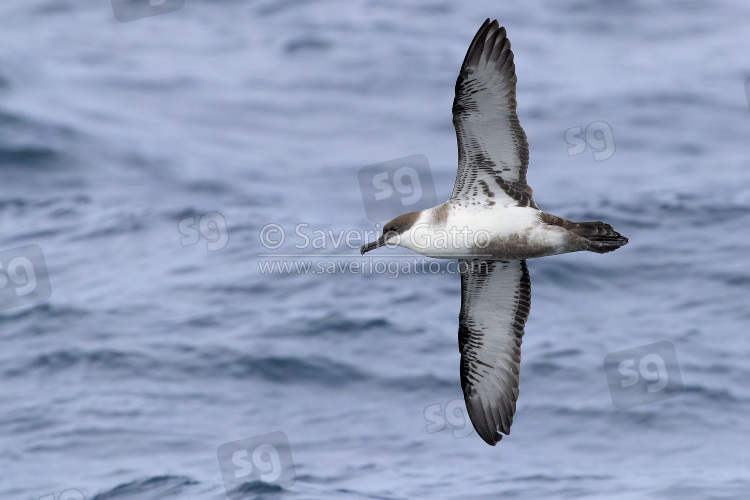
400, 204, 569, 259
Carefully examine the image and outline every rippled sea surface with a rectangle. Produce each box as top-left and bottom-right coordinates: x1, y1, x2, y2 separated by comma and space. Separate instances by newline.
2, 1, 750, 499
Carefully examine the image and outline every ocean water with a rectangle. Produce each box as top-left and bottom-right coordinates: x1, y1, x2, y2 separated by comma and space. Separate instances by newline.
2, 0, 750, 498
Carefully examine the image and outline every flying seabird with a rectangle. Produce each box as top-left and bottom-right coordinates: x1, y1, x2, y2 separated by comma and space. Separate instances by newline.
361, 19, 628, 445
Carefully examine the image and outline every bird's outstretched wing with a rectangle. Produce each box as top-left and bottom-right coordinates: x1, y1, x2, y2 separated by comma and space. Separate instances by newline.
451, 19, 536, 209
458, 259, 531, 445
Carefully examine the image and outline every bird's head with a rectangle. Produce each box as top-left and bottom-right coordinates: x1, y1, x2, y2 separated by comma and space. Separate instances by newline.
360, 211, 420, 255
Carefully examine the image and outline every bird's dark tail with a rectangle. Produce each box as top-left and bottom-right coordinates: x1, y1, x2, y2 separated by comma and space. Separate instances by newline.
571, 221, 629, 253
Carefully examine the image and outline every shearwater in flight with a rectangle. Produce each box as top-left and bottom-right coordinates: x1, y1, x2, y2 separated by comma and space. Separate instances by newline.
361, 19, 628, 445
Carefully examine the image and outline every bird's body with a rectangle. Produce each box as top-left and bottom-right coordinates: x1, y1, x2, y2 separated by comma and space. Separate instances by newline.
383, 202, 582, 260
361, 18, 628, 445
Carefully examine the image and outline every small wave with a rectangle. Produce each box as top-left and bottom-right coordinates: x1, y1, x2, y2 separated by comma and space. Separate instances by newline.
4, 349, 157, 379
68, 209, 150, 240
0, 193, 91, 212
227, 480, 284, 496
257, 0, 316, 17
0, 145, 58, 166
199, 351, 369, 385
681, 384, 740, 403
513, 473, 613, 483
0, 109, 79, 170
0, 301, 88, 323
91, 476, 198, 500
6, 346, 369, 386
284, 37, 333, 54
0, 303, 90, 340
285, 313, 391, 338
379, 373, 455, 392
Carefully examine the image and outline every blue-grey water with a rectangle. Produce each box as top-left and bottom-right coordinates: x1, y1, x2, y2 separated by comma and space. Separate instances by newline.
2, 1, 750, 499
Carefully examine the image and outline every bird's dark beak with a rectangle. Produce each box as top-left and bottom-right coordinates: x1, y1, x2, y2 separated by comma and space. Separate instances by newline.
360, 234, 386, 255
